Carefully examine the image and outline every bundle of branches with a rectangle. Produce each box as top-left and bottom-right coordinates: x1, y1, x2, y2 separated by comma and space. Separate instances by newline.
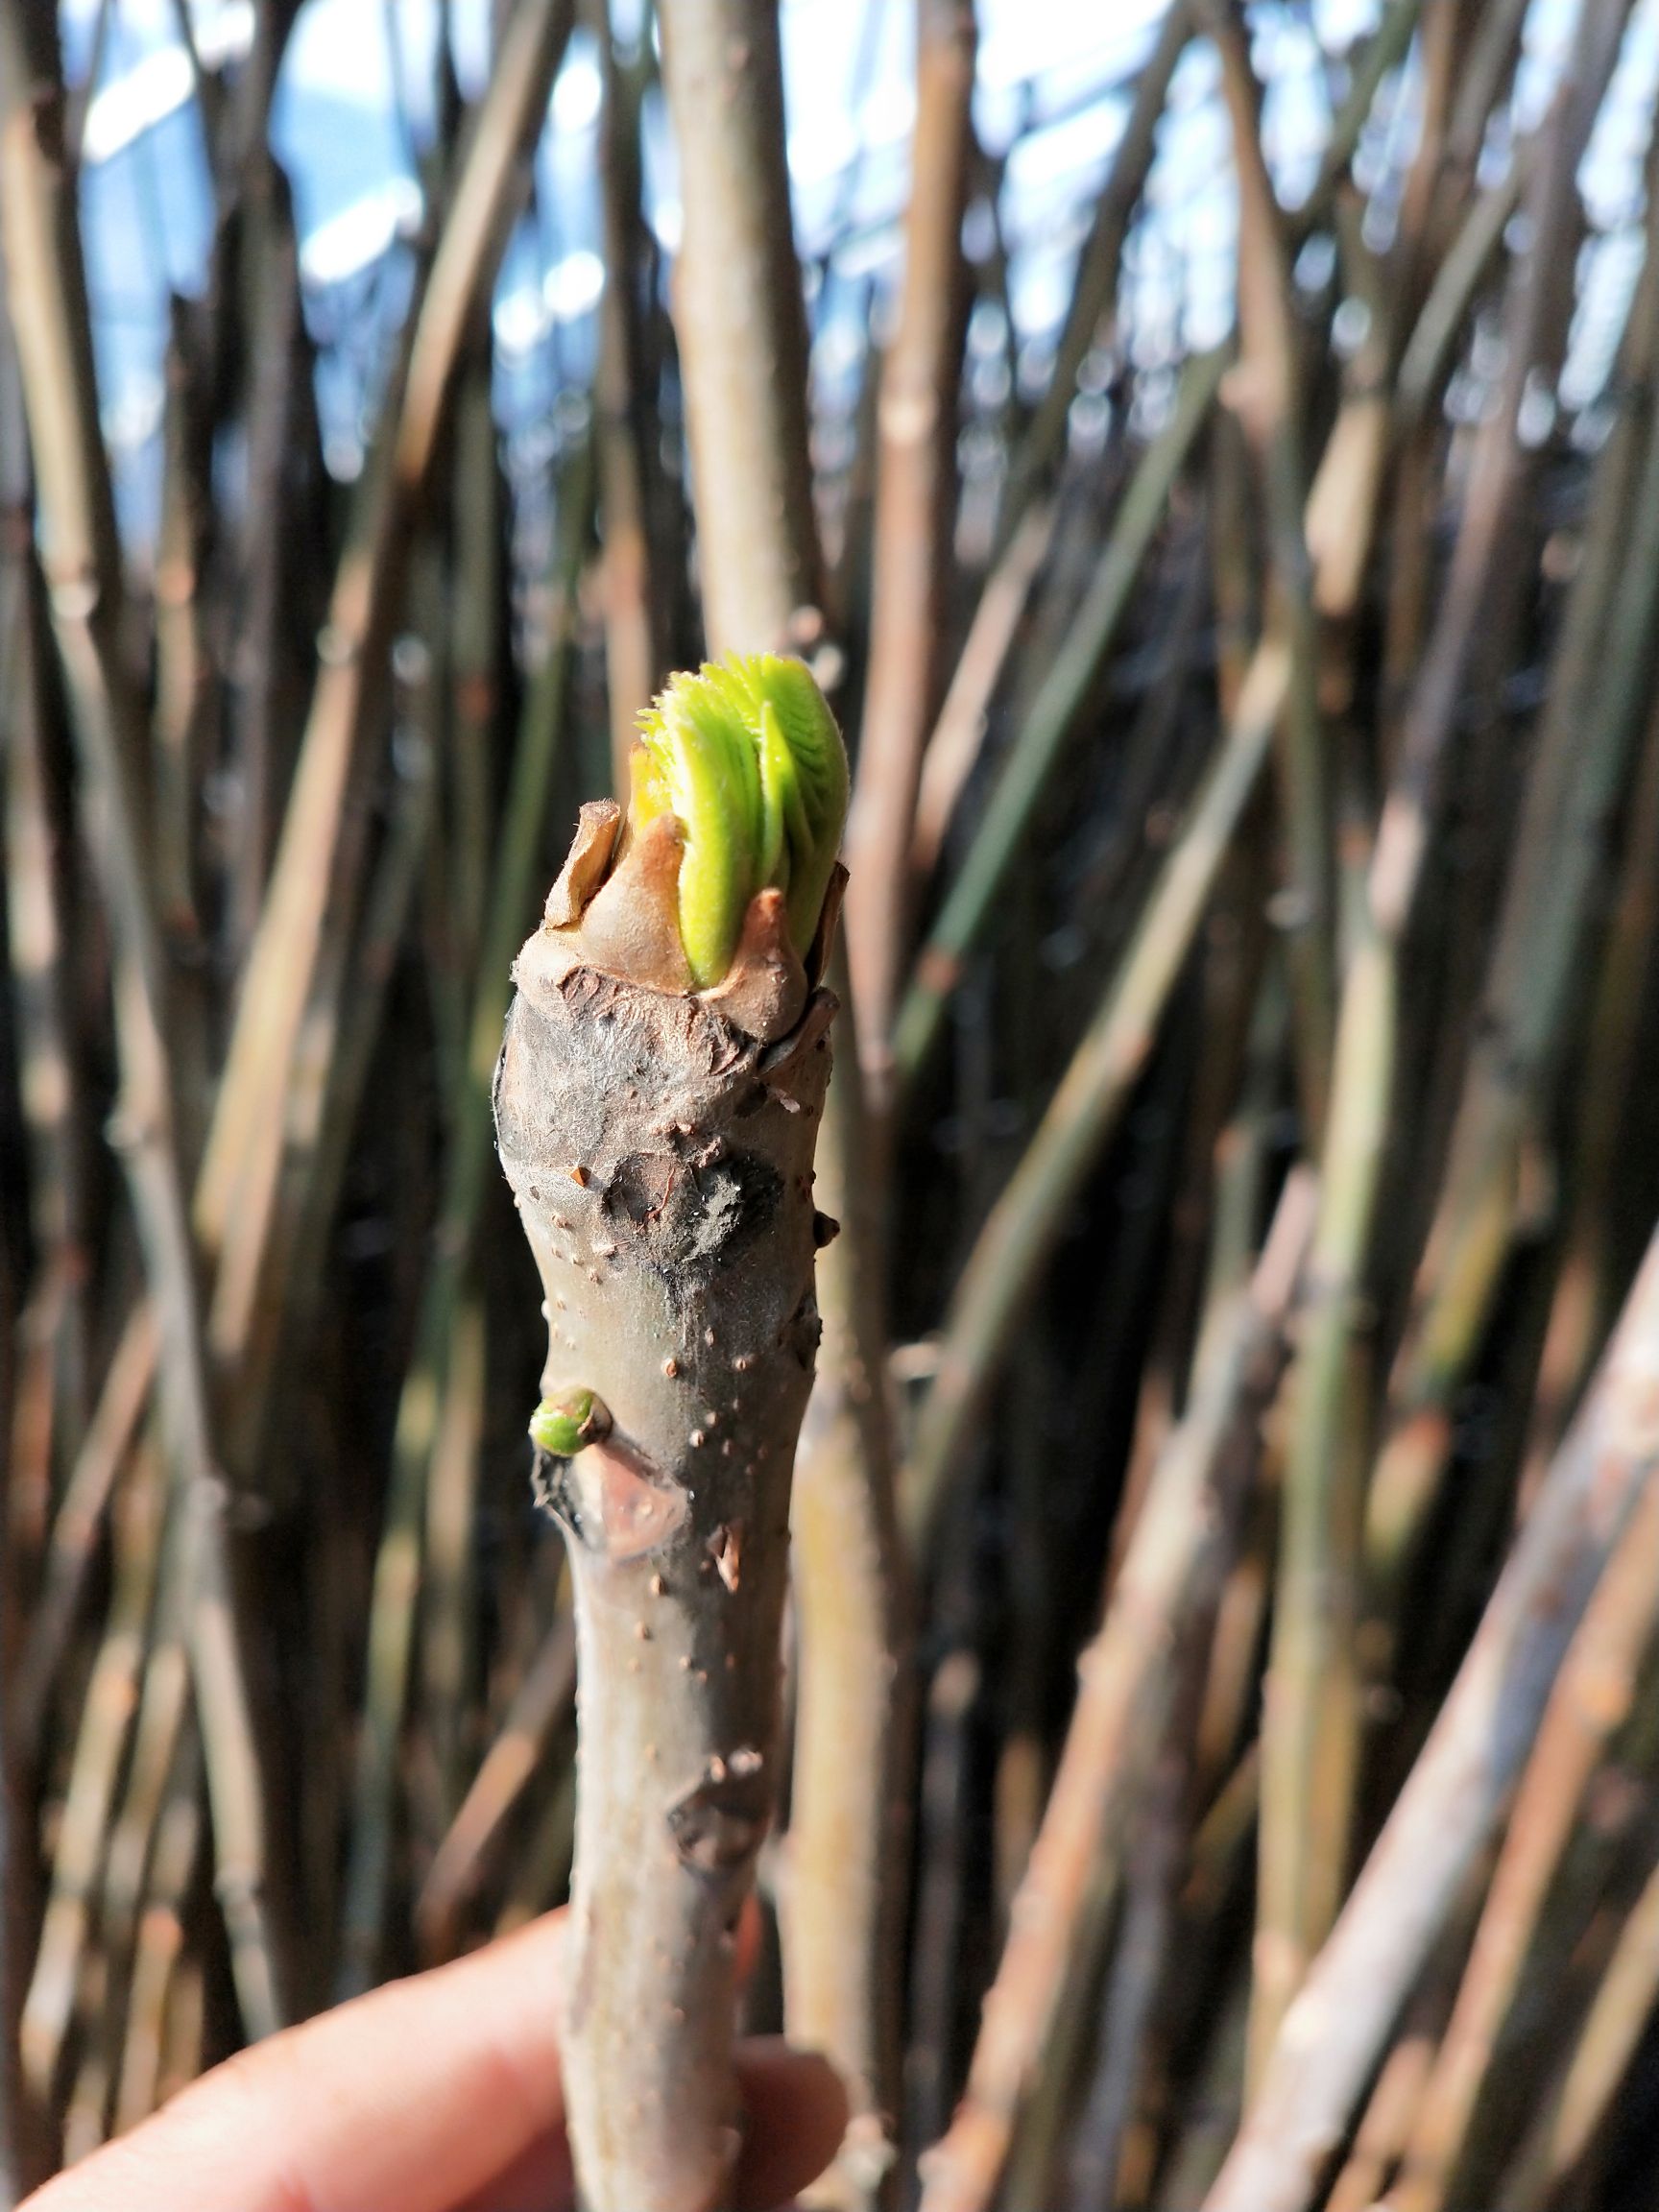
10, 0, 1659, 2209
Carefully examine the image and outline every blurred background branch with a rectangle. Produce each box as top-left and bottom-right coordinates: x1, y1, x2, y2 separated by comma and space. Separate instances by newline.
10, 3, 1659, 2208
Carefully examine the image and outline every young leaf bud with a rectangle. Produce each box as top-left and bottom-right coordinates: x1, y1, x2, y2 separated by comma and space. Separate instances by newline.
529, 1388, 610, 1458
631, 655, 849, 988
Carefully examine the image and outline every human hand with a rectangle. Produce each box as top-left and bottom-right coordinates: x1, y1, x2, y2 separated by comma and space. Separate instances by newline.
21, 1910, 848, 2211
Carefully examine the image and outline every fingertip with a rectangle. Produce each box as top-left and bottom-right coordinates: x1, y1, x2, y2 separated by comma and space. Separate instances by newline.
733, 2042, 851, 2212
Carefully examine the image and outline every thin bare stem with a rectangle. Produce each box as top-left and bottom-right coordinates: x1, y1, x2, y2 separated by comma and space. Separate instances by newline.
0, 2, 284, 2039
1204, 2, 1333, 1142
1386, 1472, 1659, 2212
1516, 683, 1659, 1511
784, 936, 909, 2212
844, 0, 976, 1101
20, 1438, 161, 2102
337, 436, 590, 1997
1241, 0, 1635, 2073
995, 3, 1190, 551
420, 1291, 486, 1834
196, 0, 576, 1294
1, 335, 88, 1475
1368, 0, 1626, 946
415, 1600, 576, 1963
1248, 906, 1390, 2074
592, 0, 669, 790
902, 634, 1289, 1551
909, 497, 1056, 881
114, 1733, 200, 2135
1204, 1219, 1659, 2212
916, 1177, 1314, 2212
1366, 127, 1659, 1632
232, 657, 440, 1487
657, 0, 819, 653
13, 1305, 156, 1757
1506, 1844, 1659, 2208
894, 346, 1227, 1098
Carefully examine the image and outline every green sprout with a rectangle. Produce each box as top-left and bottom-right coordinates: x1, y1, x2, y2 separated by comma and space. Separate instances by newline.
630, 655, 849, 989
530, 1388, 607, 1458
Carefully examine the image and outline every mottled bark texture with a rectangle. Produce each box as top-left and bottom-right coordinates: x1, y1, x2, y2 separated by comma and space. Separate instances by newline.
493, 813, 842, 2212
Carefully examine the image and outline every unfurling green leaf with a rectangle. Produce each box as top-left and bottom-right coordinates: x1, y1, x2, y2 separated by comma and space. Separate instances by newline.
630, 655, 849, 988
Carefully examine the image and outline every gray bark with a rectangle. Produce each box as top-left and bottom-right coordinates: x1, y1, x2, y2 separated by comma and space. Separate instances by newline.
494, 853, 839, 2212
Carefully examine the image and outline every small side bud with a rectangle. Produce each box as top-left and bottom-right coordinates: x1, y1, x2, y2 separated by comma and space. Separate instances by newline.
530, 1388, 611, 1458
